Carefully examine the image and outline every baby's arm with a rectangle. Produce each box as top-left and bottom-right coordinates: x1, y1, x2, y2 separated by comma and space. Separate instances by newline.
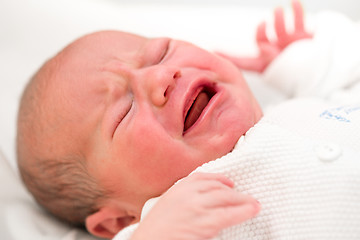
222, 0, 360, 100
131, 173, 260, 240
262, 8, 360, 99
219, 0, 312, 73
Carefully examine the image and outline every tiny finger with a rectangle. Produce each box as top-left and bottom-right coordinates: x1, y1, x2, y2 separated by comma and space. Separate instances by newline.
292, 0, 305, 32
212, 201, 261, 228
256, 21, 270, 45
274, 7, 288, 45
188, 172, 234, 188
203, 187, 258, 208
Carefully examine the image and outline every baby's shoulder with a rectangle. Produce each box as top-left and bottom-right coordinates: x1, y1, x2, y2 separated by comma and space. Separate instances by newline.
259, 98, 360, 150
263, 98, 360, 124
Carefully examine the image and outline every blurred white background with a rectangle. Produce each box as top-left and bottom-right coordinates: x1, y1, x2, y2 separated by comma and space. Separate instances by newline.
108, 0, 360, 20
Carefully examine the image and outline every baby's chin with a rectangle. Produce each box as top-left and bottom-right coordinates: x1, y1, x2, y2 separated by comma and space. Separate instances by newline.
224, 133, 242, 153
208, 130, 243, 161
217, 115, 254, 152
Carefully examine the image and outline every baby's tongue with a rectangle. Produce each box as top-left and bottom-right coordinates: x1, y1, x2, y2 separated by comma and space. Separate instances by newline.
184, 92, 210, 132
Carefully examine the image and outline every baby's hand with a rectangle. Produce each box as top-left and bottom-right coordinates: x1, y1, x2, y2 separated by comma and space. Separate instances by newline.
131, 172, 260, 240
218, 0, 312, 73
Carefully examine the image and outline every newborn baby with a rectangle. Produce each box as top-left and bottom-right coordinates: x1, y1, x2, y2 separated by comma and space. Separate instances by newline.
16, 1, 360, 239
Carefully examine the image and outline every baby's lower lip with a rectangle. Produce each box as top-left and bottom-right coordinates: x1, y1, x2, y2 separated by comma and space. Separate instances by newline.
183, 91, 211, 132
183, 86, 218, 135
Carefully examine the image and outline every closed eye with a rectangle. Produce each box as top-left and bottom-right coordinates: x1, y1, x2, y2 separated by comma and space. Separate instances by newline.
158, 40, 170, 64
112, 100, 133, 138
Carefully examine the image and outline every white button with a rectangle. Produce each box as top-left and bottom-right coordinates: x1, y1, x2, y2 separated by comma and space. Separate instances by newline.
315, 143, 342, 162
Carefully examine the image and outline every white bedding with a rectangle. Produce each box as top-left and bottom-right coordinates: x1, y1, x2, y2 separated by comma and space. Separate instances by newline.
0, 149, 99, 240
0, 0, 358, 239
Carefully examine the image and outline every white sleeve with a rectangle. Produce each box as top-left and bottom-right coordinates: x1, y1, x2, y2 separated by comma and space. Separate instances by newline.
112, 197, 160, 240
263, 11, 360, 103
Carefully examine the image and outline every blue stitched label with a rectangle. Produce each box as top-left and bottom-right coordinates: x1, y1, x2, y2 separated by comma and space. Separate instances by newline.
320, 105, 360, 123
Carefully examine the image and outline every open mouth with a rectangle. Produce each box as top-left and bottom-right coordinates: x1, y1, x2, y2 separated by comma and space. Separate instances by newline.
183, 86, 216, 133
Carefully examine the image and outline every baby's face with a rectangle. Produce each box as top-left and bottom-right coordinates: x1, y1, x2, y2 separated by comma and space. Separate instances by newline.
50, 31, 262, 209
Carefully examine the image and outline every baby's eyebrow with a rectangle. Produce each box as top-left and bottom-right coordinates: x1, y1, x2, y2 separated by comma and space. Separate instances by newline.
102, 58, 134, 79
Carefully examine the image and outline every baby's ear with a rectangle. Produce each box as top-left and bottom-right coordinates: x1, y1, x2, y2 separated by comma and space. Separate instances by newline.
85, 206, 135, 239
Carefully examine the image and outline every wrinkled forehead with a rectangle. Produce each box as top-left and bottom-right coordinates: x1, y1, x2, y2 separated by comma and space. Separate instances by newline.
48, 31, 149, 105
62, 30, 150, 68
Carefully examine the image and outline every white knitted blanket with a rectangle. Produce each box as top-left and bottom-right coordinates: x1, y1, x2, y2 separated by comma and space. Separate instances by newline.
114, 99, 360, 240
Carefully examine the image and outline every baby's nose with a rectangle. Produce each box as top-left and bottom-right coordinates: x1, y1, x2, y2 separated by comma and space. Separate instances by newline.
142, 65, 181, 106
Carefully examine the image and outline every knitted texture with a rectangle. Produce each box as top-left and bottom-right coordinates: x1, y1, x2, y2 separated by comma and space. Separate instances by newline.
196, 99, 360, 240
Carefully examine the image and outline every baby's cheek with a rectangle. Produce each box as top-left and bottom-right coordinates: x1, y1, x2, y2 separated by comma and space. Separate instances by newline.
125, 130, 181, 194
130, 156, 183, 197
